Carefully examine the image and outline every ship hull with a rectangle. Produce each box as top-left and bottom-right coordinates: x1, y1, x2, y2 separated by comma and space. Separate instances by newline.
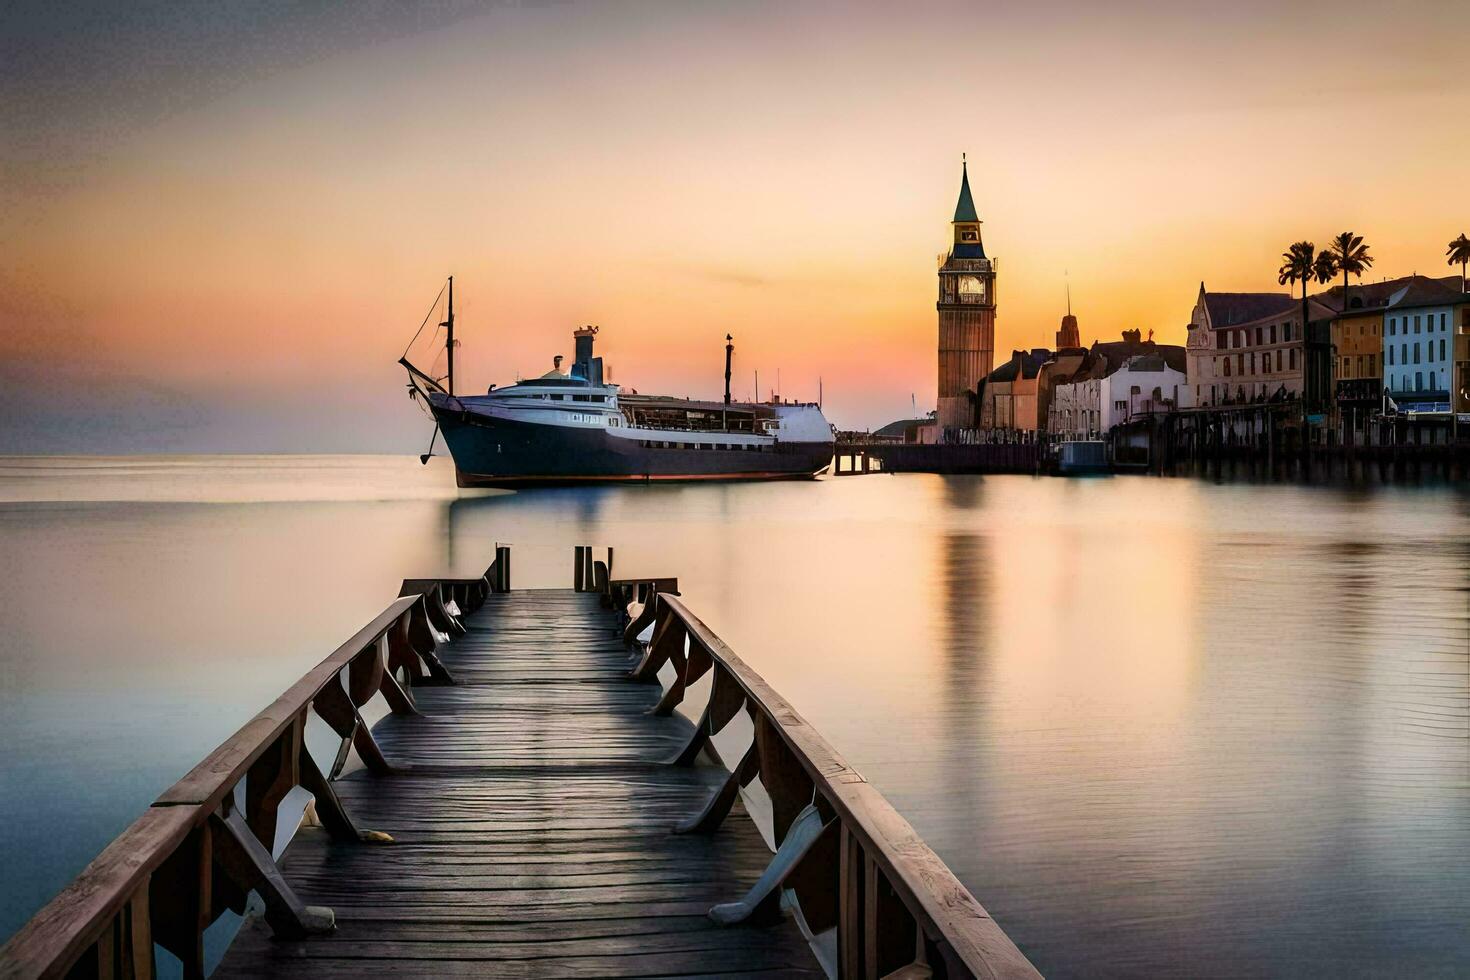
432, 406, 833, 488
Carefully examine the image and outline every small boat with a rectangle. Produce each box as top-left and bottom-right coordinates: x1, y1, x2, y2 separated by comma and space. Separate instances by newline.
399, 278, 835, 487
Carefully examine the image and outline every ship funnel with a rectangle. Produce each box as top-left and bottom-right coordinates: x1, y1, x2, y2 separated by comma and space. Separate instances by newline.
572, 325, 603, 384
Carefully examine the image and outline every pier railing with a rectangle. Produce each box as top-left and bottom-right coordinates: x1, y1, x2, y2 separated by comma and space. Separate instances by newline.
613, 583, 1040, 980
0, 555, 506, 980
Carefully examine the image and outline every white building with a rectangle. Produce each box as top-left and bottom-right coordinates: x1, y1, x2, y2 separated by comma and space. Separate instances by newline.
1382, 282, 1466, 407
1050, 351, 1190, 438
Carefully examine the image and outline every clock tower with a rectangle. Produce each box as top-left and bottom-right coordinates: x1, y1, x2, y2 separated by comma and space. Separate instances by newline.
936, 159, 996, 434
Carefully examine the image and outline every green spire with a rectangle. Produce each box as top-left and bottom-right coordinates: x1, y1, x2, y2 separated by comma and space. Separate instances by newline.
953, 157, 979, 223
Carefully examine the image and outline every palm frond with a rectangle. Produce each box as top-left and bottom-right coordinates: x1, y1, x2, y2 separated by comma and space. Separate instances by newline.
1447, 233, 1470, 265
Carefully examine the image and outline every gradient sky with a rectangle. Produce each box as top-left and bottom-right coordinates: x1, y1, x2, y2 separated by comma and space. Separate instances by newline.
2, 0, 1466, 451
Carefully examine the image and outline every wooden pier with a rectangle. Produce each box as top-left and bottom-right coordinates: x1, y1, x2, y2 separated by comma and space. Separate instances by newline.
0, 549, 1038, 980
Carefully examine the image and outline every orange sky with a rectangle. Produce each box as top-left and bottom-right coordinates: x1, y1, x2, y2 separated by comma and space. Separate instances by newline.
2, 1, 1466, 449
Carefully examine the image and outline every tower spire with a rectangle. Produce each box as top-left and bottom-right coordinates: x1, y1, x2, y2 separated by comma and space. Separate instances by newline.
953, 155, 979, 223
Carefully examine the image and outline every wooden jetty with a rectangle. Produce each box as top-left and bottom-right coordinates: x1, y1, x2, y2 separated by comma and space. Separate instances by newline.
0, 547, 1038, 980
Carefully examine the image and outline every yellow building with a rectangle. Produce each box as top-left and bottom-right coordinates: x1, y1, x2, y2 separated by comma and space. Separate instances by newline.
1331, 309, 1382, 384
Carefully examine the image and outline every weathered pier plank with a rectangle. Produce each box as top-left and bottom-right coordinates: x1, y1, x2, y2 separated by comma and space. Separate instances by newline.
213, 590, 818, 979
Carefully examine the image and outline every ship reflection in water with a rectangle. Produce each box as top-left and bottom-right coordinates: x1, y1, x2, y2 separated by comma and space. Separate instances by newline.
0, 456, 1466, 976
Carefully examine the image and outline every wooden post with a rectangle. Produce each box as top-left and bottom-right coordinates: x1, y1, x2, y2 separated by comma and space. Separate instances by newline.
150, 824, 211, 979
573, 546, 586, 591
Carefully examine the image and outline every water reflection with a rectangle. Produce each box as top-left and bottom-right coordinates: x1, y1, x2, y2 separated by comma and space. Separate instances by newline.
0, 457, 1466, 977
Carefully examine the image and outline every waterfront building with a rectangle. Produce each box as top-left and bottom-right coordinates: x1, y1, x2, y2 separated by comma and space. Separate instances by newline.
977, 348, 1050, 430
1377, 277, 1468, 411
936, 161, 996, 435
1048, 333, 1188, 437
1036, 331, 1090, 434
1317, 275, 1439, 424
1185, 286, 1334, 408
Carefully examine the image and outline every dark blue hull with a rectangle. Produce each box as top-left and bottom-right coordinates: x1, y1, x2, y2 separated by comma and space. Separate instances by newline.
432, 406, 833, 487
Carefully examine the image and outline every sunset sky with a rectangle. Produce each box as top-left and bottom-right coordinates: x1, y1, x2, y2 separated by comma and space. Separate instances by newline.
2, 0, 1466, 451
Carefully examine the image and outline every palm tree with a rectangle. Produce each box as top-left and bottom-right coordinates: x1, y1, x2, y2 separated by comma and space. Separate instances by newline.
1313, 250, 1338, 291
1327, 232, 1373, 309
1447, 233, 1470, 292
1278, 241, 1337, 412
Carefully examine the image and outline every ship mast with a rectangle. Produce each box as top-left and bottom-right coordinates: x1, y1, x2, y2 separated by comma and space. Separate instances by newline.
723, 334, 733, 431
443, 276, 455, 396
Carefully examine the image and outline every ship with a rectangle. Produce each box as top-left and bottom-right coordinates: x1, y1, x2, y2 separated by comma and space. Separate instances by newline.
399, 278, 835, 487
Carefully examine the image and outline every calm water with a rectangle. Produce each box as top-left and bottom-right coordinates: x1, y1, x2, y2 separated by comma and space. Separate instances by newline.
1, 456, 1466, 977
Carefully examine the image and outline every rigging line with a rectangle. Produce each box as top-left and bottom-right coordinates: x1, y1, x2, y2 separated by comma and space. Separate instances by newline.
401, 280, 449, 358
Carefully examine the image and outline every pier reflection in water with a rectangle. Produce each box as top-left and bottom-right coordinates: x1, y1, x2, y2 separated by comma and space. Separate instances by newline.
0, 455, 1466, 977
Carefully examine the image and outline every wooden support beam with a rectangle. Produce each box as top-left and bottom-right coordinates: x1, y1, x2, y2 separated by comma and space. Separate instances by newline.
708, 806, 833, 927
312, 683, 394, 776
209, 808, 334, 941
675, 739, 760, 834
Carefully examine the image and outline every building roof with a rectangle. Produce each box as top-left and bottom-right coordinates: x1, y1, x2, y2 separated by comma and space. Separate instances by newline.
872, 418, 929, 438
1202, 291, 1296, 327
1203, 290, 1336, 329
984, 348, 1050, 384
1383, 276, 1466, 312
1315, 274, 1462, 314
953, 161, 979, 223
1123, 354, 1168, 373
1049, 338, 1185, 387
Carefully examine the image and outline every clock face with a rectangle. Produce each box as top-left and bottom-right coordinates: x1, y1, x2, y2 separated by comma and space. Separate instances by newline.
959, 275, 984, 297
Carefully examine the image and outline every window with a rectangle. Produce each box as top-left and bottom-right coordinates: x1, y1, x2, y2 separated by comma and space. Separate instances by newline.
1388, 346, 1394, 365
1402, 344, 1408, 364
1414, 343, 1421, 363
1429, 341, 1436, 363
1289, 348, 1297, 370
1389, 318, 1396, 335
1416, 371, 1423, 390
1269, 325, 1277, 344
1276, 350, 1282, 371
1414, 315, 1421, 333
1223, 357, 1231, 376
1249, 352, 1256, 373
1428, 371, 1437, 390
550, 394, 565, 401
1253, 327, 1262, 346
1440, 338, 1447, 361
1284, 323, 1293, 342
1369, 354, 1376, 375
1440, 313, 1447, 330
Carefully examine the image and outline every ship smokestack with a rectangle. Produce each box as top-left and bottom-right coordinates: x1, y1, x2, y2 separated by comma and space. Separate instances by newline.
573, 325, 603, 384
